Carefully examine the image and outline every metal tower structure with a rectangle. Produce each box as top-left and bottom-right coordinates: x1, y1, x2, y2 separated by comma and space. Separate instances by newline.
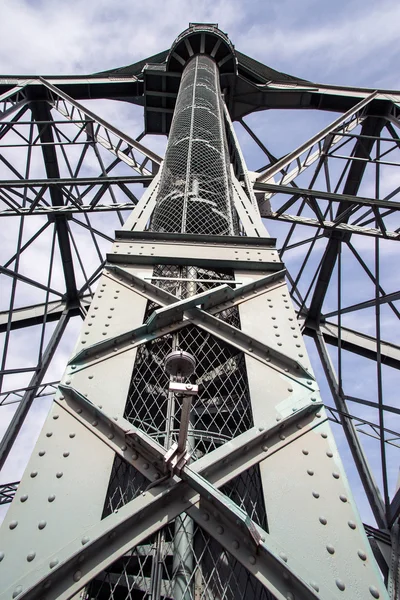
0, 22, 399, 600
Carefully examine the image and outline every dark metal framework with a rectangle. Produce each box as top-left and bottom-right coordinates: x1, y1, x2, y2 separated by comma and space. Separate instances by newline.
0, 21, 399, 599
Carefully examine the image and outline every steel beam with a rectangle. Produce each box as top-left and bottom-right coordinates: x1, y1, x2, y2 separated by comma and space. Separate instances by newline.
0, 299, 69, 333
0, 310, 69, 470
307, 111, 389, 323
313, 329, 387, 528
304, 319, 400, 370
254, 181, 400, 212
256, 92, 378, 184
29, 99, 78, 302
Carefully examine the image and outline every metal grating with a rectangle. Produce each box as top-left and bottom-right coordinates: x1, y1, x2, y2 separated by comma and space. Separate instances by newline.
88, 522, 273, 600
150, 55, 238, 235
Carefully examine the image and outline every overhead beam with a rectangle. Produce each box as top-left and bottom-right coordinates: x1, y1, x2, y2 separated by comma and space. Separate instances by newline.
254, 181, 400, 212
0, 296, 90, 332
304, 319, 400, 370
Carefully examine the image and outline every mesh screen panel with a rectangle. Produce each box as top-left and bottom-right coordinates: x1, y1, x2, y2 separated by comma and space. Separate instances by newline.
150, 55, 238, 235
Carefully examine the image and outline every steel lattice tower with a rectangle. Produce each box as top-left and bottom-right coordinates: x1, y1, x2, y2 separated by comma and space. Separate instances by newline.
0, 22, 399, 600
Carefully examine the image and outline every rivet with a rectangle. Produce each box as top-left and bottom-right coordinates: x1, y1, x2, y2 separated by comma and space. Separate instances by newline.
65, 380, 71, 385
217, 526, 224, 534
286, 593, 295, 600
50, 558, 59, 569
326, 451, 333, 458
262, 445, 269, 452
202, 512, 209, 521
27, 552, 36, 562
53, 415, 59, 420
307, 469, 314, 476
279, 552, 288, 562
92, 420, 98, 427
46, 432, 52, 438
81, 536, 90, 545
56, 472, 63, 478
310, 581, 319, 592
76, 408, 82, 414
73, 571, 82, 582
107, 433, 114, 440
69, 433, 75, 438
0, 551, 4, 561
59, 395, 64, 401
369, 586, 380, 598
20, 494, 28, 502
319, 517, 327, 525
358, 550, 367, 560
335, 579, 345, 591
143, 463, 149, 470
248, 555, 256, 565
302, 449, 309, 455
279, 434, 286, 440
48, 494, 55, 502
311, 397, 316, 402
232, 540, 239, 549
348, 521, 356, 530
332, 472, 340, 479
12, 586, 23, 598
43, 580, 51, 589
9, 520, 18, 530
88, 375, 94, 379
38, 521, 47, 530
316, 412, 321, 418
131, 453, 138, 460
120, 445, 127, 451
321, 432, 327, 439
63, 452, 70, 458
339, 494, 347, 503
312, 491, 320, 499
287, 387, 293, 392
326, 544, 335, 554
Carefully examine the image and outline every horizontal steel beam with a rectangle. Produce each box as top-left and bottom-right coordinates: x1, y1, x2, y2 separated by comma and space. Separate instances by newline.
254, 182, 400, 211
265, 212, 398, 240
0, 299, 66, 332
0, 174, 153, 188
304, 320, 400, 370
0, 203, 135, 217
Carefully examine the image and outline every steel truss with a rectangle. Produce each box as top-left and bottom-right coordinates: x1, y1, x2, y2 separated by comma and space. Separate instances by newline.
0, 22, 399, 600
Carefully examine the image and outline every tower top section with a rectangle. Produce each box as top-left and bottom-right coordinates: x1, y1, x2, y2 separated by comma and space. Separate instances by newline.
166, 23, 236, 74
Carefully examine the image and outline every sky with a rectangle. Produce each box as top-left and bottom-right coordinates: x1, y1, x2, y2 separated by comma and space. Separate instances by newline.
0, 0, 399, 529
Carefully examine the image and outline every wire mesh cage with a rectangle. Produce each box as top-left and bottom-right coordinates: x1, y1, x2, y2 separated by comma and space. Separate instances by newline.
150, 55, 238, 235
